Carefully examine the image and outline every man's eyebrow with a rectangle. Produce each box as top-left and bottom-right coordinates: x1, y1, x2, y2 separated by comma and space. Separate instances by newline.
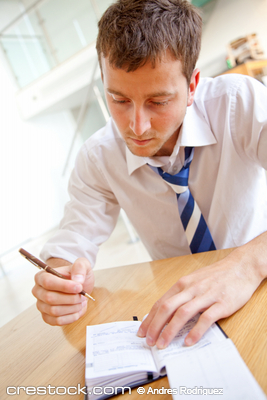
107, 89, 127, 97
106, 88, 176, 98
147, 91, 176, 97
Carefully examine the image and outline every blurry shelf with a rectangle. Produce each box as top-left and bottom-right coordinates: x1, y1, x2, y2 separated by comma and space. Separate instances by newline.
221, 59, 267, 78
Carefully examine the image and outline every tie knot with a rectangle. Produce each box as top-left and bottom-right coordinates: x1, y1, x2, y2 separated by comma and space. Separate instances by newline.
158, 167, 189, 186
157, 147, 194, 194
158, 167, 189, 191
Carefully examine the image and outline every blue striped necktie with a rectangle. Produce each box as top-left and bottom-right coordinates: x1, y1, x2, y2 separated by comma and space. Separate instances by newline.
158, 147, 216, 254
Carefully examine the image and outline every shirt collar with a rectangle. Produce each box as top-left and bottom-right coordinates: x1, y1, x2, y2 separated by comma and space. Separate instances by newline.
126, 102, 217, 175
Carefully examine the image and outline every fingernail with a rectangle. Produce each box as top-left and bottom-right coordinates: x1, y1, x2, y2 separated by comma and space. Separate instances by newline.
137, 327, 145, 337
72, 274, 84, 283
146, 336, 154, 346
157, 338, 165, 349
185, 337, 193, 346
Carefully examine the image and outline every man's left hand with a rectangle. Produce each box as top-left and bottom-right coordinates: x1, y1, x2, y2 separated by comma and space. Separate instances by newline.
137, 237, 266, 349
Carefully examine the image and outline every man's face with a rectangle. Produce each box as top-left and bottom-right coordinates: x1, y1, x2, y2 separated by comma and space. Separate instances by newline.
102, 53, 199, 157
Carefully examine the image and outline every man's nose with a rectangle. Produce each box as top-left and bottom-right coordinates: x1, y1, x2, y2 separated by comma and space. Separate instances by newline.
129, 106, 151, 136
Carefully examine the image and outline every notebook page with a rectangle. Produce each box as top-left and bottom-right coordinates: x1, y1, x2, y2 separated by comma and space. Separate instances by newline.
166, 339, 266, 399
152, 314, 226, 375
86, 321, 157, 380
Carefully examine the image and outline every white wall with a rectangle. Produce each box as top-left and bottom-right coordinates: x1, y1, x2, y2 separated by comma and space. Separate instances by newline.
197, 0, 267, 77
0, 0, 21, 31
0, 57, 81, 255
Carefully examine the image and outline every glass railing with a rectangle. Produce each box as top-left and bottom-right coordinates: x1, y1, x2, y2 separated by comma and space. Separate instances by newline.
0, 0, 114, 88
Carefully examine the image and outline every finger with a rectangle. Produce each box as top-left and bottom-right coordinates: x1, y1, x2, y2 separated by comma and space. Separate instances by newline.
32, 285, 84, 305
137, 279, 188, 338
155, 294, 214, 349
184, 302, 226, 346
39, 300, 88, 326
71, 258, 94, 294
35, 265, 72, 283
144, 291, 194, 346
71, 258, 89, 283
34, 270, 83, 295
137, 303, 159, 338
36, 298, 88, 317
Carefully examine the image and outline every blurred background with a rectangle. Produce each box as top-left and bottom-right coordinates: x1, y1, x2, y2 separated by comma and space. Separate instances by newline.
0, 0, 267, 326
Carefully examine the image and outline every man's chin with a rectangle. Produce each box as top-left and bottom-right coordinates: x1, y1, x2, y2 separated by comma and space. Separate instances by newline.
126, 143, 158, 158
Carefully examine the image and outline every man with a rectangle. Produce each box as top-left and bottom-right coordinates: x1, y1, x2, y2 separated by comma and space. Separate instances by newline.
33, 0, 267, 350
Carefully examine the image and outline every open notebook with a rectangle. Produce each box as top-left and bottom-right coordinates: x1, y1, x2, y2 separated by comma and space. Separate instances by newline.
85, 314, 226, 400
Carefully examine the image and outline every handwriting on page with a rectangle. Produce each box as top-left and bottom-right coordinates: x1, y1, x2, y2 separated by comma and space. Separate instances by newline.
153, 315, 226, 375
88, 322, 156, 375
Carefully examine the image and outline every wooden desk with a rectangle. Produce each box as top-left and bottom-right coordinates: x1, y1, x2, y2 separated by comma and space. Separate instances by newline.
1, 248, 266, 399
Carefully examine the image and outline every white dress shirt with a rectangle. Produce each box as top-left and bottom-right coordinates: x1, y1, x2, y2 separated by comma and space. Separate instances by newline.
41, 74, 267, 266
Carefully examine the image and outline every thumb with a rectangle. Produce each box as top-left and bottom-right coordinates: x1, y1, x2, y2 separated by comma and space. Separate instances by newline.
71, 257, 91, 284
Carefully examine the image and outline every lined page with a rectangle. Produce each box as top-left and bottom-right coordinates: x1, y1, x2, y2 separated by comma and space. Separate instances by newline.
86, 321, 157, 379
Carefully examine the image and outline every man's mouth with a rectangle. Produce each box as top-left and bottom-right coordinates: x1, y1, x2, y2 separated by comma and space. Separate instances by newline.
130, 138, 152, 146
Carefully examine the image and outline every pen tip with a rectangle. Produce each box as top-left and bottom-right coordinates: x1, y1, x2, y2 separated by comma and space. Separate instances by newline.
85, 293, 95, 301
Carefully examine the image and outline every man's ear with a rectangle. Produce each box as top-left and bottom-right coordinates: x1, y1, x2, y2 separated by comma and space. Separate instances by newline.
187, 69, 200, 107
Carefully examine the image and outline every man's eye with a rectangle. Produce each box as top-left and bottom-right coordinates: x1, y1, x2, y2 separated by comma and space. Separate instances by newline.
110, 94, 129, 104
152, 101, 168, 106
112, 98, 127, 104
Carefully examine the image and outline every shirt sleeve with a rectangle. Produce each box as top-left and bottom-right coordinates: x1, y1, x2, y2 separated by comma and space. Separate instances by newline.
231, 75, 267, 169
40, 143, 120, 267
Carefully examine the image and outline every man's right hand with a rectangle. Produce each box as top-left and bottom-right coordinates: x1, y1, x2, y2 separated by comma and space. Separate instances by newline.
32, 257, 95, 326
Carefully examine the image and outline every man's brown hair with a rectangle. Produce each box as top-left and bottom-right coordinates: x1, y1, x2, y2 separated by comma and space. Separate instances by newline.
96, 0, 202, 85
